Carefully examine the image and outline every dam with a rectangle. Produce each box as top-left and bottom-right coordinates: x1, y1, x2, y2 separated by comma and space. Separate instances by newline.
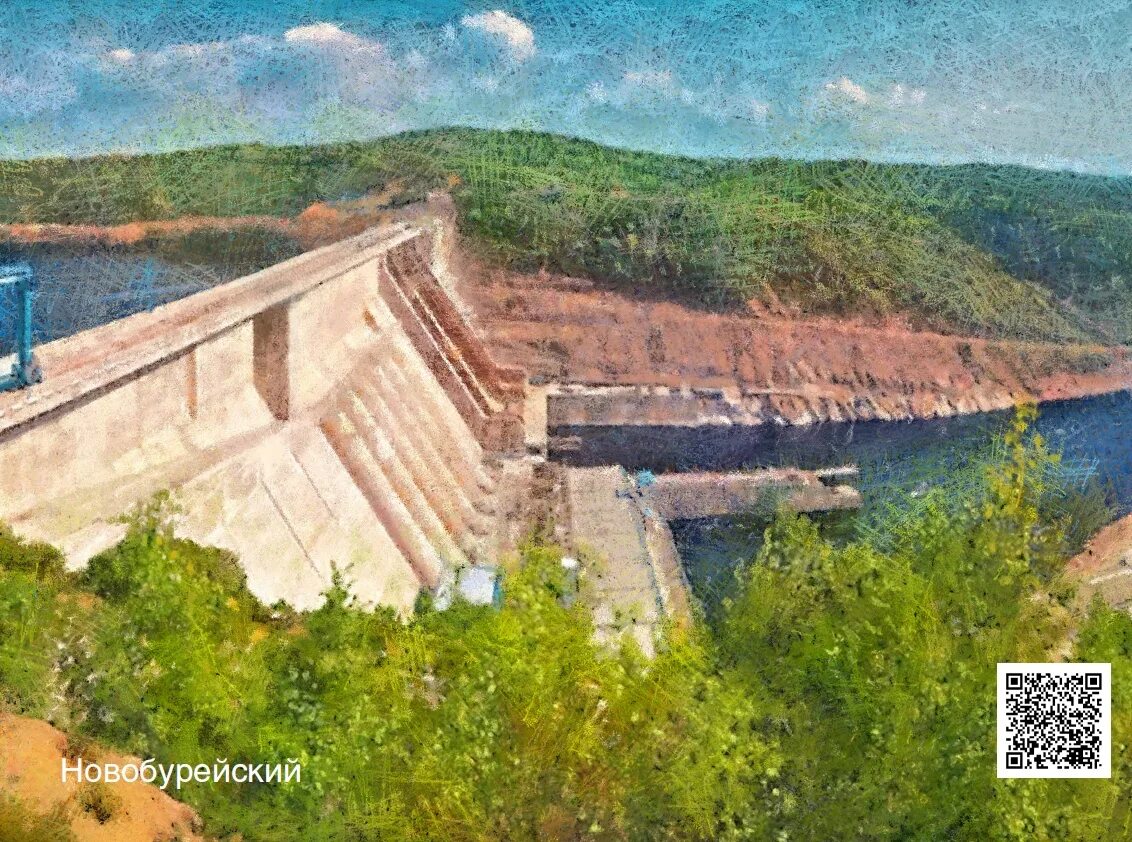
0, 212, 857, 643
0, 215, 527, 611
7, 210, 1132, 643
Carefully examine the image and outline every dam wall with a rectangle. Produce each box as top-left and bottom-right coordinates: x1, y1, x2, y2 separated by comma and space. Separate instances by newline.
0, 219, 526, 613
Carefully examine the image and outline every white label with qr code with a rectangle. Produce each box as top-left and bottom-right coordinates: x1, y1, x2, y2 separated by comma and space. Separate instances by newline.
997, 662, 1111, 778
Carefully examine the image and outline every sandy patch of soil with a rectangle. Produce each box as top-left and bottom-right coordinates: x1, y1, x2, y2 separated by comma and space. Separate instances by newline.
1067, 514, 1132, 612
0, 714, 208, 842
1070, 515, 1132, 578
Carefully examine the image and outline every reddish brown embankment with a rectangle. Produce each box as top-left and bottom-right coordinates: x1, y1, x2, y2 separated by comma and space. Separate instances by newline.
5, 206, 1129, 426
0, 714, 208, 841
458, 265, 1132, 425
1070, 515, 1132, 608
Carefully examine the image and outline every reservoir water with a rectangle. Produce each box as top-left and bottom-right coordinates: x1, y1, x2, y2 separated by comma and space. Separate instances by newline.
0, 233, 302, 356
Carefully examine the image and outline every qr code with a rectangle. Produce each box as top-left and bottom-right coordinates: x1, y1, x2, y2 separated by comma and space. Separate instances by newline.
997, 663, 1111, 778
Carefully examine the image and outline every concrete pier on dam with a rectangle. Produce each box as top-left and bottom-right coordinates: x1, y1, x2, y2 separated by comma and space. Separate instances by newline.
0, 214, 860, 648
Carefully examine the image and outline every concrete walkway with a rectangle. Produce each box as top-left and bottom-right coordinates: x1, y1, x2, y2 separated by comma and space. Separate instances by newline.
564, 466, 673, 655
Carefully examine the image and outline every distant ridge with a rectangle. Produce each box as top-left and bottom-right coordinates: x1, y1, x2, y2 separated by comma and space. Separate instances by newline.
2, 128, 1130, 344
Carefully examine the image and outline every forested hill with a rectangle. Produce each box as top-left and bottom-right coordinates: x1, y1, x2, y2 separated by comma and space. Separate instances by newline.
2, 128, 1130, 344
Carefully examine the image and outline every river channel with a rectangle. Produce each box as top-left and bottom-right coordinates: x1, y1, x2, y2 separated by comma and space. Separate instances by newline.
552, 390, 1132, 613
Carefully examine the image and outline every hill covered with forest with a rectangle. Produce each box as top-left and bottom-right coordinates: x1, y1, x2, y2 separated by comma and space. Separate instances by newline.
2, 128, 1130, 344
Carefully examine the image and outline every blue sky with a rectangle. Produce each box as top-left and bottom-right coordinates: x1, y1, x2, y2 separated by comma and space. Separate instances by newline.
1, 1, 1130, 172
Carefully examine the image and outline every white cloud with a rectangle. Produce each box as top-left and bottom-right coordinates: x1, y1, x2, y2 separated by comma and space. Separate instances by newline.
749, 99, 771, 121
282, 24, 396, 107
115, 27, 378, 71
90, 26, 403, 117
165, 42, 211, 60
607, 69, 771, 126
822, 77, 928, 110
284, 22, 374, 52
623, 69, 676, 90
461, 10, 536, 61
619, 69, 681, 108
119, 34, 270, 72
0, 67, 77, 116
888, 83, 926, 107
824, 76, 870, 104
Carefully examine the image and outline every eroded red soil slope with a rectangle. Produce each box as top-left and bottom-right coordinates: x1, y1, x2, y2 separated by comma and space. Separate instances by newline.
0, 714, 208, 842
456, 261, 1132, 424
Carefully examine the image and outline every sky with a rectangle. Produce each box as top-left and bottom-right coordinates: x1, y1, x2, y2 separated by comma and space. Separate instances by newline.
1, 1, 1130, 172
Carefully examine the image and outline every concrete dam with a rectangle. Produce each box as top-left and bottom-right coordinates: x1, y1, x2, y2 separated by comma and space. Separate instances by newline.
0, 215, 534, 612
0, 214, 858, 641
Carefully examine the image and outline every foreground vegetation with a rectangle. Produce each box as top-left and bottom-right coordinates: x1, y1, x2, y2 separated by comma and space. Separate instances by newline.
3, 129, 1132, 343
2, 412, 1132, 840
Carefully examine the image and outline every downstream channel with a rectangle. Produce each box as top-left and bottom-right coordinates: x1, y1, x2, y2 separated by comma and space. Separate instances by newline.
552, 390, 1132, 614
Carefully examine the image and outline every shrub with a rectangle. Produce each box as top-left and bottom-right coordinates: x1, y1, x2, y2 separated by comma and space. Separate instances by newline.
76, 782, 121, 825
0, 523, 66, 583
0, 411, 1126, 840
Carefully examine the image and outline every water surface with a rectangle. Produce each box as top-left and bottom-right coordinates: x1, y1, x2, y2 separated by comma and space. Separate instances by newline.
0, 232, 302, 355
554, 391, 1132, 614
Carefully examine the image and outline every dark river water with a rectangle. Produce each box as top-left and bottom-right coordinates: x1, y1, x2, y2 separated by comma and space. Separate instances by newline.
551, 390, 1132, 613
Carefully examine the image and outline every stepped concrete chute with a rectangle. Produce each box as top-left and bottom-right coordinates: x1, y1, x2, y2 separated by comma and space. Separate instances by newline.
377, 235, 527, 453
0, 219, 527, 614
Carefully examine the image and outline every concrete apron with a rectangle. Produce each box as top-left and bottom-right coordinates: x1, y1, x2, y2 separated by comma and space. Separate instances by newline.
564, 466, 692, 658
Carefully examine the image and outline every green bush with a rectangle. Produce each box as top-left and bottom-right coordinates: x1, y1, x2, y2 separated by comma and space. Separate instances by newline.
75, 782, 121, 825
0, 523, 66, 583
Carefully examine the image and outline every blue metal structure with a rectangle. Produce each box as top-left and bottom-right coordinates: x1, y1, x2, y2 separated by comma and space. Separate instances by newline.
0, 262, 42, 392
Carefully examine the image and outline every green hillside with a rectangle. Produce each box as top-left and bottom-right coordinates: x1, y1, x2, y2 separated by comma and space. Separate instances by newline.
2, 128, 1130, 343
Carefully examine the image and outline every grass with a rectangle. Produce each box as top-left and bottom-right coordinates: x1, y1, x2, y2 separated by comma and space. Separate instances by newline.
2, 128, 1130, 343
0, 794, 75, 842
